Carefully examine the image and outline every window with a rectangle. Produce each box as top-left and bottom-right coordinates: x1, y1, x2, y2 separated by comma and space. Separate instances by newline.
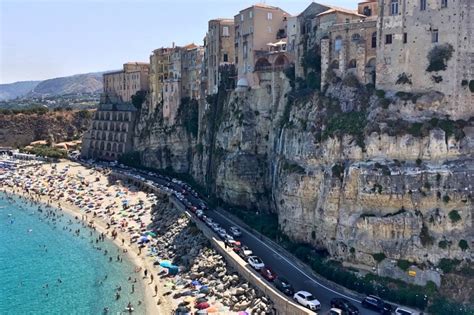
249, 11, 253, 18
267, 26, 272, 33
267, 12, 273, 20
403, 32, 408, 43
372, 32, 377, 48
223, 53, 228, 62
334, 37, 343, 52
385, 34, 393, 44
441, 0, 448, 8
352, 33, 361, 41
432, 29, 439, 43
223, 26, 229, 37
243, 42, 248, 59
390, 0, 399, 15
420, 0, 427, 10
240, 14, 244, 21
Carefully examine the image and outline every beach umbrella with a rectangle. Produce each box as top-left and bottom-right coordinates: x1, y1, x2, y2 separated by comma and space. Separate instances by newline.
195, 302, 209, 310
238, 312, 249, 315
195, 310, 208, 314
195, 297, 207, 304
206, 306, 218, 313
159, 260, 173, 268
191, 280, 201, 286
183, 296, 193, 303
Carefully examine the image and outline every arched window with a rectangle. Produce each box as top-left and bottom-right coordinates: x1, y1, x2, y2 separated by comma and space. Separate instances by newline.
331, 60, 339, 70
371, 32, 377, 48
348, 59, 357, 69
351, 33, 361, 42
334, 36, 343, 53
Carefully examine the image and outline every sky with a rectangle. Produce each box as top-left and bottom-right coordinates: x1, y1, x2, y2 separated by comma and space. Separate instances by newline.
0, 0, 358, 84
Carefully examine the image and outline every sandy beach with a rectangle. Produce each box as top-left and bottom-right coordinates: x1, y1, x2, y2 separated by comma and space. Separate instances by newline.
0, 160, 173, 314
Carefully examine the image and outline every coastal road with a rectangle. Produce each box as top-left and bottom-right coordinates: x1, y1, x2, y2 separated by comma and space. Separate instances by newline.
107, 166, 384, 315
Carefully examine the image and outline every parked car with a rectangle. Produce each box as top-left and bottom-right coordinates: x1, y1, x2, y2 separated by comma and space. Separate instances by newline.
195, 210, 204, 218
293, 291, 321, 311
361, 295, 392, 314
394, 307, 413, 315
330, 298, 359, 315
224, 234, 239, 246
234, 245, 253, 258
217, 229, 227, 239
259, 267, 277, 281
229, 226, 242, 237
273, 277, 294, 296
329, 309, 343, 315
247, 256, 265, 270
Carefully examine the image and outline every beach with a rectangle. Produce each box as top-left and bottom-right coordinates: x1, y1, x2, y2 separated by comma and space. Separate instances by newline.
0, 160, 172, 314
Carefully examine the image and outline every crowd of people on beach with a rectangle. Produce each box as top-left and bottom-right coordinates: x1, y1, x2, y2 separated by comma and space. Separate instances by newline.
0, 162, 158, 313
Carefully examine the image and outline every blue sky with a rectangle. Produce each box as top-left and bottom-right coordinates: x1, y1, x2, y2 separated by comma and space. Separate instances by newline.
0, 0, 358, 84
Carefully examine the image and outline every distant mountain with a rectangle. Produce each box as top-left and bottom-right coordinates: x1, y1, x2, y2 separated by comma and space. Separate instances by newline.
0, 81, 41, 101
0, 71, 109, 101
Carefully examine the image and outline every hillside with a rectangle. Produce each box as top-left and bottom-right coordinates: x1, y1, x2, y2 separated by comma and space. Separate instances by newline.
0, 71, 110, 101
0, 81, 40, 101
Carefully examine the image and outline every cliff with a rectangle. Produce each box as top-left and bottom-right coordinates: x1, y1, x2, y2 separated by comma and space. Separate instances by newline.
133, 71, 473, 302
0, 110, 93, 147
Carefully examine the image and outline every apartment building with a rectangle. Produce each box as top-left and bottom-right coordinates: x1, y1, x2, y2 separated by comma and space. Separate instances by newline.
149, 47, 172, 110
204, 19, 235, 95
102, 62, 149, 104
234, 4, 290, 89
376, 0, 473, 118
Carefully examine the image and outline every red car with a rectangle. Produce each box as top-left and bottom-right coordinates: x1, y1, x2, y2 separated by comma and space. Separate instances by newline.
260, 267, 277, 281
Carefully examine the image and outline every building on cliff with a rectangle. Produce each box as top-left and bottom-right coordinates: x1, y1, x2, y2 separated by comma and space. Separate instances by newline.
162, 43, 204, 124
234, 4, 292, 89
102, 62, 150, 104
204, 19, 235, 95
375, 0, 473, 118
320, 2, 378, 87
149, 47, 173, 111
80, 103, 137, 161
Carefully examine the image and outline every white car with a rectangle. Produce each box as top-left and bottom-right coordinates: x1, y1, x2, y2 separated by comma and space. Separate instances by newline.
293, 291, 321, 311
394, 308, 413, 315
329, 308, 343, 315
247, 256, 265, 270
217, 228, 227, 239
230, 226, 242, 237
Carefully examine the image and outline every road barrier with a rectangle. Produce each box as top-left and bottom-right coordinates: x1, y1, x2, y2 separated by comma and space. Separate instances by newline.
109, 171, 313, 315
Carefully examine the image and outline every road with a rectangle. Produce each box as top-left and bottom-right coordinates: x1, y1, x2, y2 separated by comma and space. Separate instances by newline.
103, 166, 385, 315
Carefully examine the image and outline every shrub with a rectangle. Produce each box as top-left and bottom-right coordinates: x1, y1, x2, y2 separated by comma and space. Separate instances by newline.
342, 72, 360, 88
416, 158, 422, 166
281, 160, 305, 174
331, 163, 344, 180
442, 194, 451, 203
131, 90, 147, 109
426, 44, 454, 72
437, 258, 461, 273
396, 73, 412, 85
438, 240, 449, 249
306, 71, 321, 90
470, 80, 474, 93
448, 210, 461, 223
375, 89, 386, 98
397, 260, 412, 271
420, 224, 434, 246
431, 75, 443, 83
458, 239, 469, 251
372, 252, 386, 263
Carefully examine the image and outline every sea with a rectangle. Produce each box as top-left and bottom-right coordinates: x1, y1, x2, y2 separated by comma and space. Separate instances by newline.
0, 192, 146, 315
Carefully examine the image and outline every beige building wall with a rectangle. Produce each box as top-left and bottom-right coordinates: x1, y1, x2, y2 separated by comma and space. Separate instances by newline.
206, 19, 235, 95
234, 4, 290, 88
182, 45, 204, 100
103, 62, 149, 104
149, 48, 172, 110
376, 0, 473, 119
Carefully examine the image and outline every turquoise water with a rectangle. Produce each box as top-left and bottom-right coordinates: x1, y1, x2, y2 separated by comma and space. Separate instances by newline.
0, 192, 146, 315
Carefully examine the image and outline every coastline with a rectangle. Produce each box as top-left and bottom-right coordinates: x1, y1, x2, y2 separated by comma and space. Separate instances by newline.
0, 169, 173, 314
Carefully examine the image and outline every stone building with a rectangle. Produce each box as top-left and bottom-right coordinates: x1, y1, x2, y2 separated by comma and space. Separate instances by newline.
376, 0, 473, 119
149, 47, 172, 111
320, 2, 378, 87
102, 62, 149, 104
162, 44, 203, 123
294, 3, 365, 78
234, 4, 291, 89
204, 19, 235, 95
80, 103, 137, 161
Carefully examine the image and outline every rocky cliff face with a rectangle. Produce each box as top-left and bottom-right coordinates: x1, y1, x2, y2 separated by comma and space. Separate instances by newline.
0, 110, 92, 147
134, 72, 473, 280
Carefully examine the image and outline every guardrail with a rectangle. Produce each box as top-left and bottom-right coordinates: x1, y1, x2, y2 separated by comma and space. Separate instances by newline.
109, 171, 313, 315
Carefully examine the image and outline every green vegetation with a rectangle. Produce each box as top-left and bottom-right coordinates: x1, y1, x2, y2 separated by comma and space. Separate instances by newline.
469, 80, 474, 93
177, 97, 199, 137
438, 240, 450, 249
372, 252, 386, 263
22, 145, 67, 159
342, 73, 360, 88
428, 298, 473, 315
458, 239, 469, 251
426, 44, 454, 72
321, 111, 367, 150
442, 195, 450, 203
397, 259, 412, 271
384, 118, 466, 141
131, 90, 147, 110
383, 208, 406, 217
331, 163, 344, 180
0, 106, 48, 115
437, 258, 461, 273
448, 210, 462, 223
431, 75, 443, 83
